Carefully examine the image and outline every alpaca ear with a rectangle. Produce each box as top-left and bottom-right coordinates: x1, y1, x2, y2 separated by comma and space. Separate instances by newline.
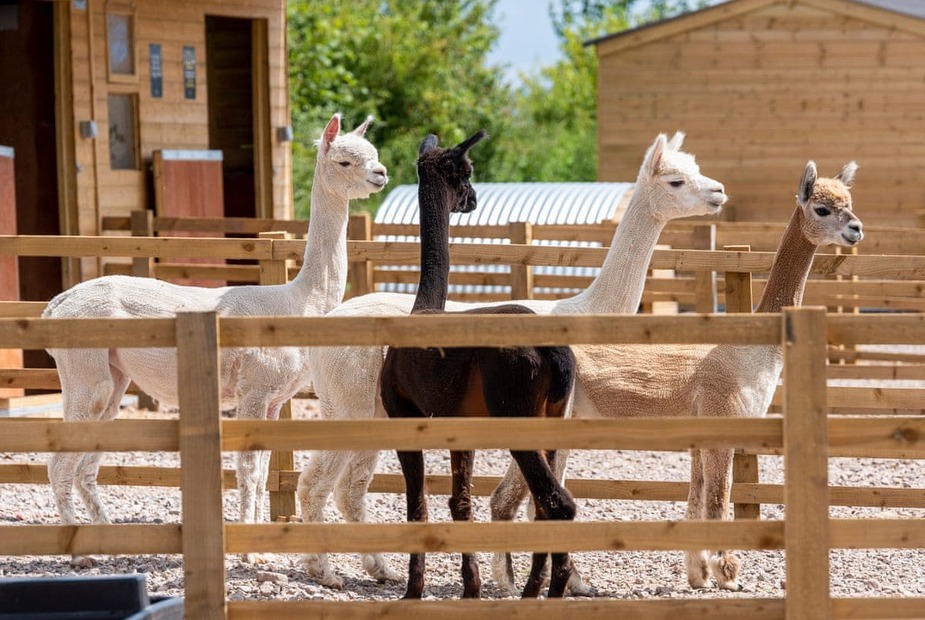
454, 130, 488, 156
352, 115, 374, 137
667, 131, 685, 151
836, 161, 858, 187
319, 113, 342, 156
643, 134, 668, 177
419, 134, 439, 156
798, 161, 818, 205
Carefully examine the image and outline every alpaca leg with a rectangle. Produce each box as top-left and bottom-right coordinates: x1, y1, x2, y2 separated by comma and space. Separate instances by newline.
234, 390, 276, 564
297, 449, 353, 589
550, 449, 591, 597
702, 448, 742, 591
397, 450, 427, 599
685, 448, 711, 588
489, 460, 530, 596
75, 368, 130, 524
48, 353, 115, 568
509, 450, 576, 599
333, 449, 402, 584
450, 450, 481, 598
253, 403, 282, 525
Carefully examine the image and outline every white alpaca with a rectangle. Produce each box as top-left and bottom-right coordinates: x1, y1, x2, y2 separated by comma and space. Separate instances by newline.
492, 160, 863, 592
297, 132, 728, 589
43, 114, 387, 566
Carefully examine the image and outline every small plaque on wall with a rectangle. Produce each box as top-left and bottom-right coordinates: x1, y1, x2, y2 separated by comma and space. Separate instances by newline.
182, 45, 196, 100
149, 43, 163, 98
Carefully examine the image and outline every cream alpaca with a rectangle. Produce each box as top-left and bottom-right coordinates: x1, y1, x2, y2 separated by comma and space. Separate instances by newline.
297, 132, 727, 589
491, 160, 863, 592
43, 114, 387, 566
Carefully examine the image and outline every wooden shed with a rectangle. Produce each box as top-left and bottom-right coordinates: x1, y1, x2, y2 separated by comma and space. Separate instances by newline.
590, 0, 925, 225
0, 0, 291, 303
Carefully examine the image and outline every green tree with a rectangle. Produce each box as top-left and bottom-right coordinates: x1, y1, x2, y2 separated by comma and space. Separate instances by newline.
287, 0, 508, 218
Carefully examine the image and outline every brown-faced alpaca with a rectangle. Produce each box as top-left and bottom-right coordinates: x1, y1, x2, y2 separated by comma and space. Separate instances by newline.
379, 132, 578, 600
490, 160, 863, 591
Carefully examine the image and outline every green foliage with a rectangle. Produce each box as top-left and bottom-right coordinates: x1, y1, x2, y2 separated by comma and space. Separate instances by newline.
288, 0, 507, 218
286, 0, 718, 218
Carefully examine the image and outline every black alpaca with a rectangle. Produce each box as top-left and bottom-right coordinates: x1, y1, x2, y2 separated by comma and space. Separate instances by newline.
379, 131, 578, 599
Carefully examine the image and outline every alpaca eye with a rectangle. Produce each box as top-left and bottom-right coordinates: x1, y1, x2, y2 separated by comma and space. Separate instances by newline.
338, 161, 351, 167
814, 207, 830, 216
669, 180, 684, 187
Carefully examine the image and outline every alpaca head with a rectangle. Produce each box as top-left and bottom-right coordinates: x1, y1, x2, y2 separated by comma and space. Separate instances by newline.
416, 131, 488, 215
636, 132, 727, 223
315, 113, 389, 200
797, 161, 863, 247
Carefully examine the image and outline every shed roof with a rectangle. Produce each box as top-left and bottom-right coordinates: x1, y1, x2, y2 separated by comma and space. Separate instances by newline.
587, 0, 925, 53
374, 182, 634, 297
374, 182, 633, 227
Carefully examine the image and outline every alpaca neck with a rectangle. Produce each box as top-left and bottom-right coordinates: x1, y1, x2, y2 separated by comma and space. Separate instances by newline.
288, 174, 350, 315
755, 206, 816, 313
557, 188, 665, 314
412, 181, 452, 313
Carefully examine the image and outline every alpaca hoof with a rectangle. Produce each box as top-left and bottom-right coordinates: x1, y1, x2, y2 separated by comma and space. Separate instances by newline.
710, 552, 742, 591
490, 552, 518, 597
302, 555, 345, 590
363, 556, 403, 584
565, 570, 595, 597
69, 555, 96, 569
685, 550, 711, 589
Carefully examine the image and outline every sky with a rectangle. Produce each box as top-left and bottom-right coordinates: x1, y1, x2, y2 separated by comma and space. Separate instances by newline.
487, 0, 563, 83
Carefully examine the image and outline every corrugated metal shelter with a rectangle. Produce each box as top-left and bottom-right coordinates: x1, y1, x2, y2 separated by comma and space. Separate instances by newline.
589, 0, 925, 226
374, 182, 634, 297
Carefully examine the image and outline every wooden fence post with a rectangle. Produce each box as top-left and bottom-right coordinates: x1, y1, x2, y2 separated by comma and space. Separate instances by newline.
724, 245, 760, 520
176, 311, 226, 620
347, 213, 373, 298
782, 306, 830, 619
130, 210, 155, 278
130, 210, 159, 412
509, 221, 534, 300
693, 224, 717, 313
258, 231, 297, 522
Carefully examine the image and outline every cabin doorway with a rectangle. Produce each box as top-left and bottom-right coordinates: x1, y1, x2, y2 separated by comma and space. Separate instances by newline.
205, 15, 272, 220
0, 0, 62, 371
0, 0, 61, 301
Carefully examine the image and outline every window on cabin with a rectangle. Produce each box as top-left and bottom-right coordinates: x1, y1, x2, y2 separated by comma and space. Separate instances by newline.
108, 94, 139, 170
106, 12, 135, 79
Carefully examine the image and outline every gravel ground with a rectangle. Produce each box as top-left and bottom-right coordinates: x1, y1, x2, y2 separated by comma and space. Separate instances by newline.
1, 391, 924, 604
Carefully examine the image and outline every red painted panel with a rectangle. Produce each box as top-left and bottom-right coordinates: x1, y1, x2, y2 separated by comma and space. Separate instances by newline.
0, 152, 23, 397
153, 151, 225, 286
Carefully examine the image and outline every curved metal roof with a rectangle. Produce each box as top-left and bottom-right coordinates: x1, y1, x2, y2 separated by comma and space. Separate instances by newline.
375, 182, 633, 227
374, 182, 635, 298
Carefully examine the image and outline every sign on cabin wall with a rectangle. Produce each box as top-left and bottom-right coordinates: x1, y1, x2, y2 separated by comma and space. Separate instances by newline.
149, 43, 162, 98
182, 45, 195, 100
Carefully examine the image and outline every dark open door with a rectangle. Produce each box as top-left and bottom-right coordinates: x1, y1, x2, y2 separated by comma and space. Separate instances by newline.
205, 15, 259, 220
0, 0, 60, 372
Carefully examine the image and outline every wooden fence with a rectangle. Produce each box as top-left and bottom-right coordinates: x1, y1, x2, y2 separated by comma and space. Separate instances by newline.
1, 233, 925, 616
3, 232, 925, 520
0, 309, 924, 619
98, 213, 925, 311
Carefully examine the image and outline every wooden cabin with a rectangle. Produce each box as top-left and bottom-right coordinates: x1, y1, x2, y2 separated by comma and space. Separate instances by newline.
0, 0, 290, 304
590, 0, 925, 226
